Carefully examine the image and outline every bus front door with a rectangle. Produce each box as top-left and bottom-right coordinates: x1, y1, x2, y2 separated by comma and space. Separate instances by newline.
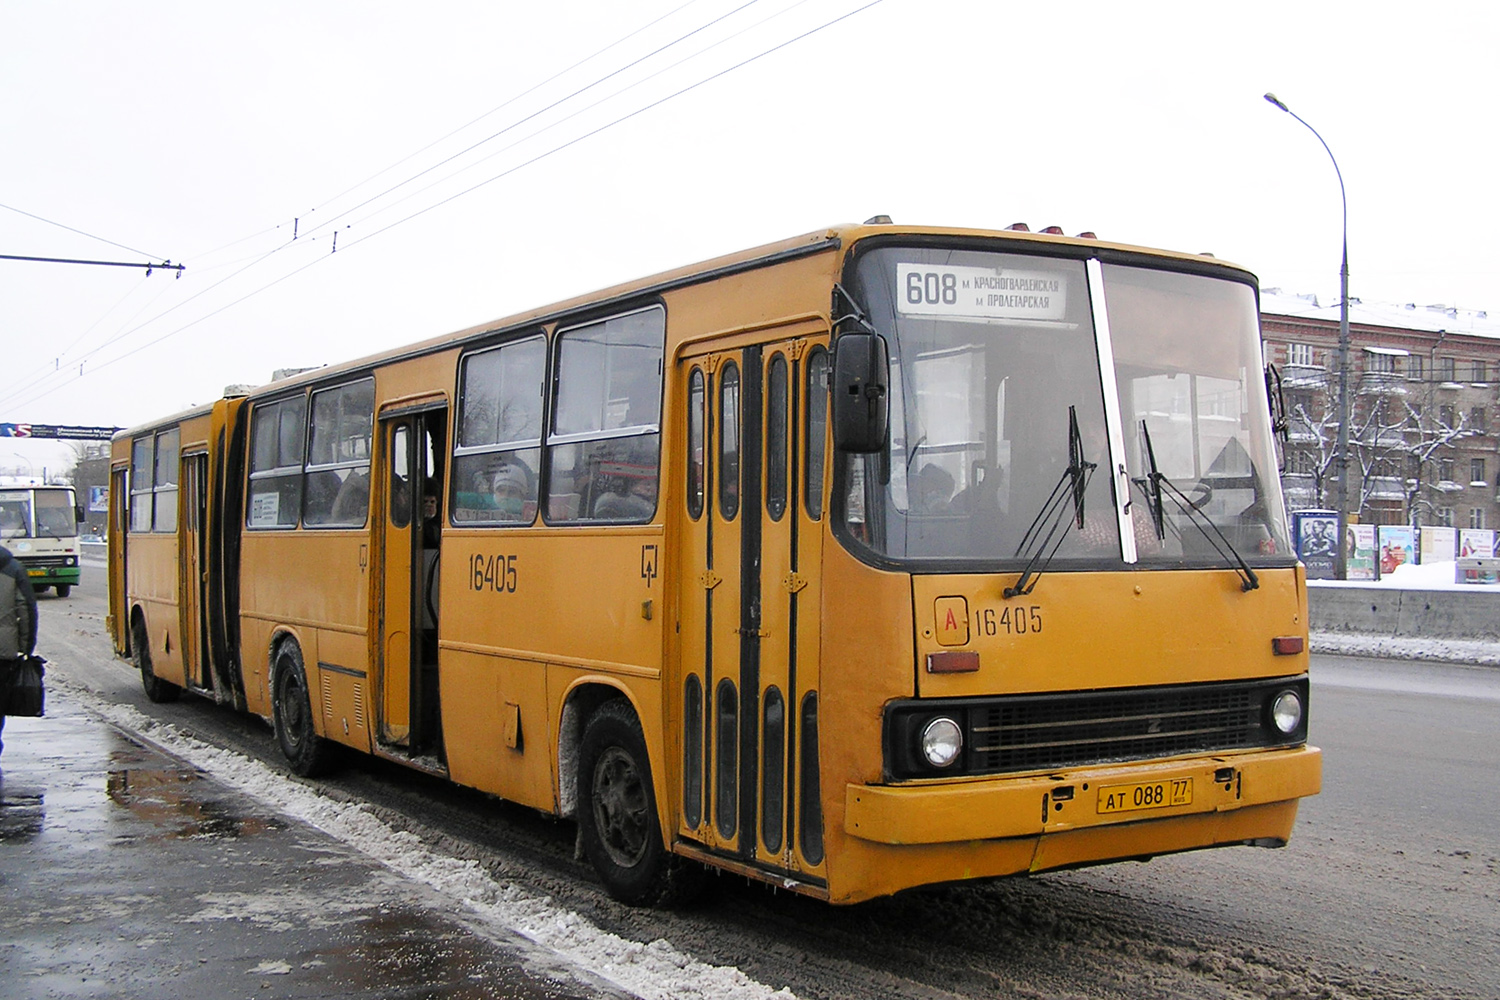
375, 410, 447, 763
108, 466, 129, 655
378, 419, 417, 748
677, 335, 827, 883
180, 453, 211, 690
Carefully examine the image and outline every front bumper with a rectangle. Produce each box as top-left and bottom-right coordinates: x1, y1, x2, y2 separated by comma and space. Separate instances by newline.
22, 563, 81, 587
845, 744, 1322, 846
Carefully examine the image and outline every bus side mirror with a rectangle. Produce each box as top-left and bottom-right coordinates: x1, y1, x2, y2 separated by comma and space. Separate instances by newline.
1264, 363, 1289, 443
76, 505, 86, 523
831, 332, 890, 453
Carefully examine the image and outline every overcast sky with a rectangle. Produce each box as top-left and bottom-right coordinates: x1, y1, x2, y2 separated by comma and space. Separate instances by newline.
2, 0, 1496, 477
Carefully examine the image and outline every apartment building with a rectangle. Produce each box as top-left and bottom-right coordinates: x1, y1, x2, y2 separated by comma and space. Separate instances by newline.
1261, 291, 1500, 531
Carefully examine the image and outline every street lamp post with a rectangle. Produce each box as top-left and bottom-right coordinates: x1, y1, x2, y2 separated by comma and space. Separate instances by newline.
11, 452, 36, 484
1265, 92, 1352, 579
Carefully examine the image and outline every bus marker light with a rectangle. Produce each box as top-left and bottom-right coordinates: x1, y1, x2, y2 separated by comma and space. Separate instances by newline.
1271, 636, 1304, 655
926, 651, 979, 674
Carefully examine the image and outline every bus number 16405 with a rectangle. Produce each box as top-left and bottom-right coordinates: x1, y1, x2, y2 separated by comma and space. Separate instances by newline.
469, 554, 517, 593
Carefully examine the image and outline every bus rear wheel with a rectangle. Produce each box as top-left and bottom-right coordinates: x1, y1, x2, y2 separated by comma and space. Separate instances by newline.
272, 641, 333, 777
578, 698, 704, 907
133, 615, 180, 703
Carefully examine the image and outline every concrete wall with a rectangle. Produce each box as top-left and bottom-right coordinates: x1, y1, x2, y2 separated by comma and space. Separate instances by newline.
1308, 586, 1500, 642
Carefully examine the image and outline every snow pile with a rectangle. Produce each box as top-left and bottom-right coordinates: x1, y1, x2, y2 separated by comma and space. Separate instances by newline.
1309, 559, 1500, 592
1311, 633, 1500, 667
62, 683, 797, 1000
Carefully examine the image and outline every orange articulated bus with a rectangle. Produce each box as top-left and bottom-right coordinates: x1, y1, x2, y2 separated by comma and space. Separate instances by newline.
109, 222, 1320, 905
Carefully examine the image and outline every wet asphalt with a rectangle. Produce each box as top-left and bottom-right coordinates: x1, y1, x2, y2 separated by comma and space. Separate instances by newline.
0, 687, 630, 1000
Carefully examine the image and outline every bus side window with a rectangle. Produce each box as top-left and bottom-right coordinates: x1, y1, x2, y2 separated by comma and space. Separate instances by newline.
805, 348, 829, 520
303, 379, 375, 528
130, 435, 155, 533
152, 427, 180, 533
451, 335, 545, 526
546, 307, 665, 524
247, 396, 306, 529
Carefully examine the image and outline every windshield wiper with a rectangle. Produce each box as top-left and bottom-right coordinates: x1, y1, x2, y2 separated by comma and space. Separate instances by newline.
1133, 420, 1259, 592
1134, 420, 1166, 540
1005, 407, 1096, 598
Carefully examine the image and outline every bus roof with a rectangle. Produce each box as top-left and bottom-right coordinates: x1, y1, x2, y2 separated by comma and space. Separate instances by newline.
115, 222, 1256, 440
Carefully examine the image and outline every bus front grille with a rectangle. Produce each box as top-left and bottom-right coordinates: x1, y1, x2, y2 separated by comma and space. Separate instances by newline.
884, 675, 1309, 780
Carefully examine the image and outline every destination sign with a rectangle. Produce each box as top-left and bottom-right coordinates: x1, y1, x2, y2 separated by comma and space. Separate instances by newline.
895, 264, 1068, 323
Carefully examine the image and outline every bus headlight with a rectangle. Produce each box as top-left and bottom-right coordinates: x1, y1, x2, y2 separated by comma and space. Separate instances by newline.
1270, 690, 1303, 735
920, 717, 963, 767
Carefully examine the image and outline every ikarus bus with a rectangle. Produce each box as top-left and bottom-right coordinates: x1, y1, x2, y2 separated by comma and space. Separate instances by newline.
110, 222, 1320, 905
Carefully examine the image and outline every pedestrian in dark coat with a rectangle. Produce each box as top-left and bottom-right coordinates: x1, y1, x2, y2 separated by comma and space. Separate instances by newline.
0, 544, 39, 757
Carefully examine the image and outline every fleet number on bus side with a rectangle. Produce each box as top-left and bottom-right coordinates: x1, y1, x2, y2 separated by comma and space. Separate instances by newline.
469, 554, 518, 593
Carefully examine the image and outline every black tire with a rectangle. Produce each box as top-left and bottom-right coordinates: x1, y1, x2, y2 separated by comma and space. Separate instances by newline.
133, 615, 181, 704
54, 585, 71, 598
578, 698, 705, 906
33, 584, 49, 595
272, 641, 334, 777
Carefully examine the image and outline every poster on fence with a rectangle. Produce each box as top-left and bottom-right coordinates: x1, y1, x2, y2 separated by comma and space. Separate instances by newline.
1294, 511, 1339, 579
1346, 523, 1376, 580
1378, 525, 1415, 576
1460, 528, 1496, 558
1420, 526, 1457, 564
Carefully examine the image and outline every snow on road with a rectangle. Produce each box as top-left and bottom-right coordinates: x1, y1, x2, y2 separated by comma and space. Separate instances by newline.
58, 678, 796, 1000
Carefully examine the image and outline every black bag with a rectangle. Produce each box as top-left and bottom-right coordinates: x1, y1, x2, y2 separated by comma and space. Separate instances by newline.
2, 654, 45, 717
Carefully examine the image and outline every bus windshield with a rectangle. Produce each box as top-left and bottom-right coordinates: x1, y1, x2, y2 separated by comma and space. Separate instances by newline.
1103, 263, 1292, 565
841, 246, 1290, 568
34, 489, 78, 538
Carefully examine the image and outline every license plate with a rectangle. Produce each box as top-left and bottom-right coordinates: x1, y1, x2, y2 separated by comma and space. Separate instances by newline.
1097, 777, 1193, 814
27, 568, 43, 576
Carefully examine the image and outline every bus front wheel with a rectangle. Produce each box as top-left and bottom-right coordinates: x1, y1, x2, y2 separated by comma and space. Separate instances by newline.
578, 698, 704, 907
55, 585, 71, 598
272, 642, 334, 777
133, 615, 180, 704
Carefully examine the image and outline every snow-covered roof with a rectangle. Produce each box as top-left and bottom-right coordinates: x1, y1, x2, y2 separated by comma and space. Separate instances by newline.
1261, 289, 1500, 341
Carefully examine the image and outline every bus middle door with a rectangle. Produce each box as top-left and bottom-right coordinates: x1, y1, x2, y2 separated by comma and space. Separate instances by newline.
677, 334, 827, 883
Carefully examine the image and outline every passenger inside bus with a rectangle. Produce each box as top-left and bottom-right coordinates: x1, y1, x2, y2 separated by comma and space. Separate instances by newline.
329, 469, 371, 524
593, 475, 657, 520
908, 463, 955, 514
490, 462, 534, 522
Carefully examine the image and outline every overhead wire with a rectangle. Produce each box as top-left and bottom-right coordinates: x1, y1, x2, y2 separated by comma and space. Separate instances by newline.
284, 0, 715, 247
3, 0, 762, 402
0, 200, 166, 260
6, 0, 884, 412
331, 0, 820, 235
182, 0, 709, 269
343, 0, 881, 251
